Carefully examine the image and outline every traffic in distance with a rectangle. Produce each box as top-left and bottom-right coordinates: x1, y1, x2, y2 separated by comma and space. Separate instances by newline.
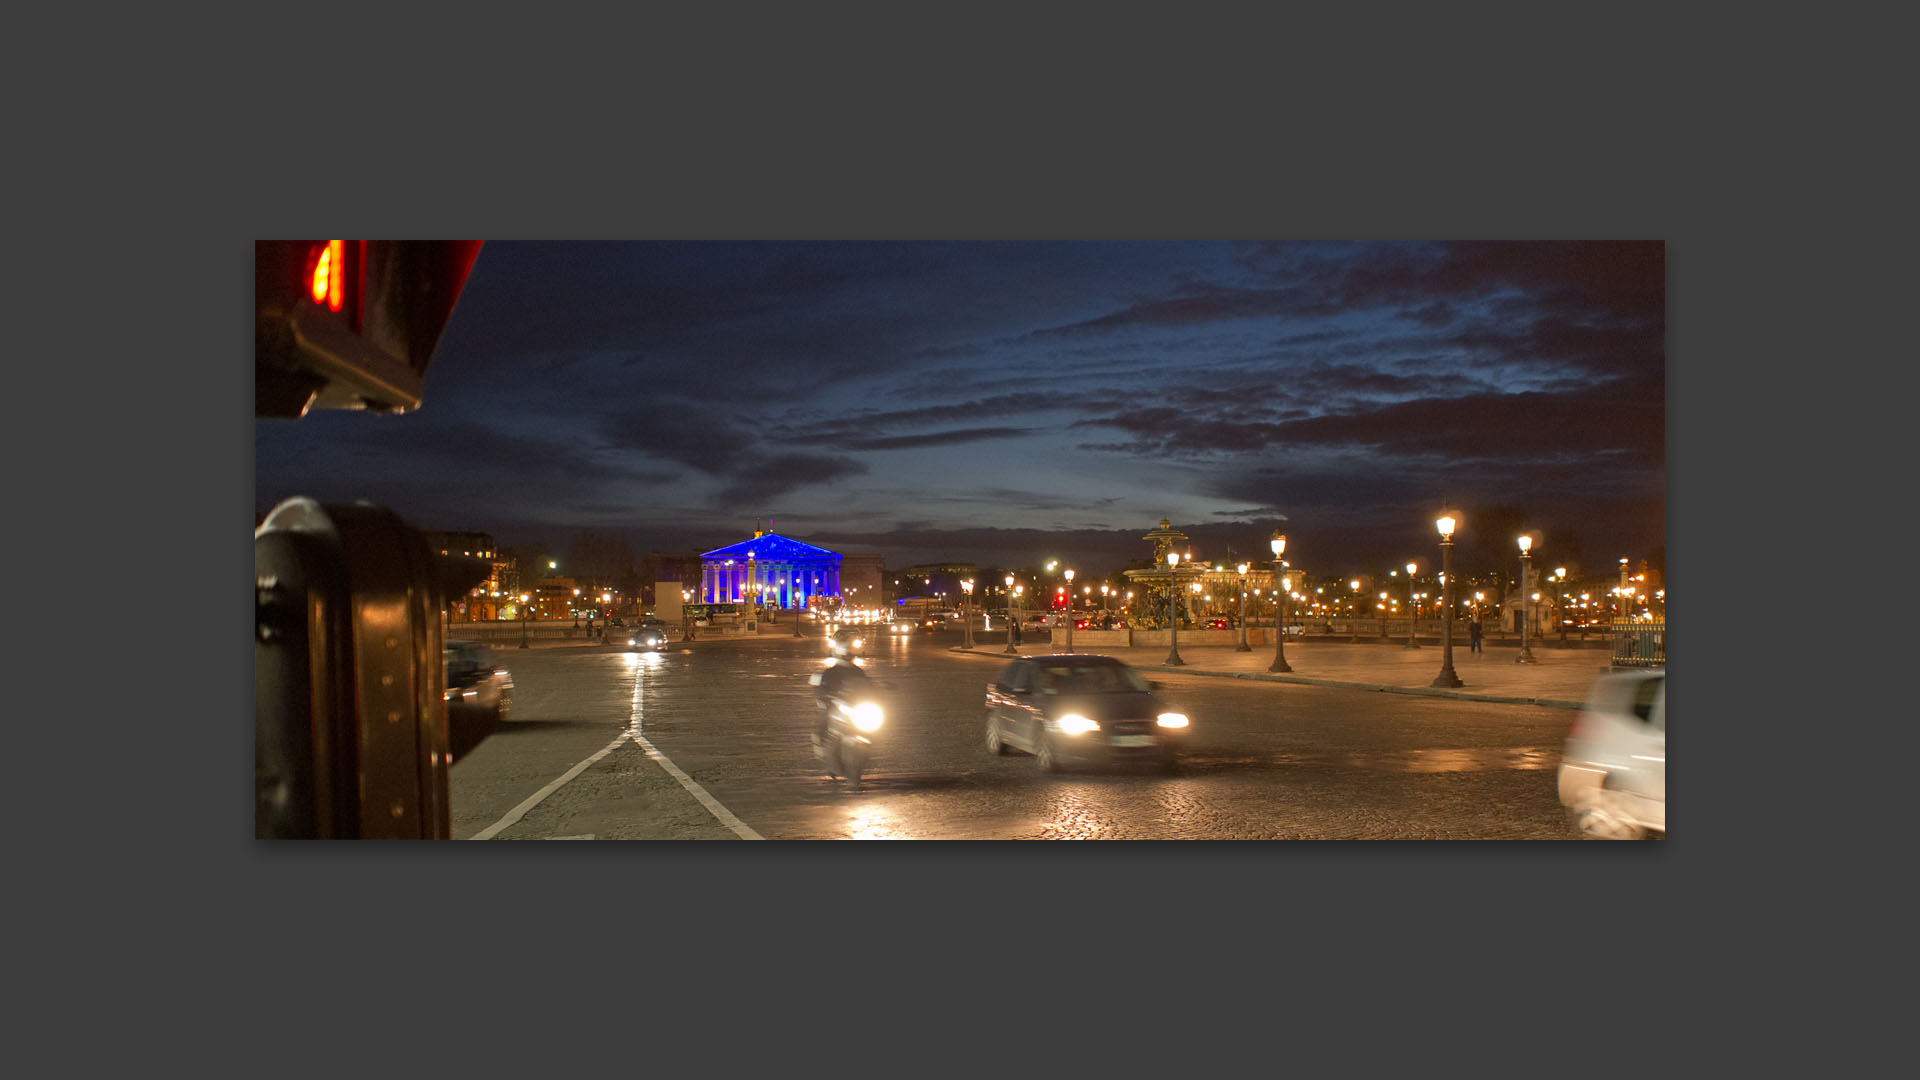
447, 613, 1662, 841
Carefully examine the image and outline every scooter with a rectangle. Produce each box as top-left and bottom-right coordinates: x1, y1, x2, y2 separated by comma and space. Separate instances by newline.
811, 686, 885, 790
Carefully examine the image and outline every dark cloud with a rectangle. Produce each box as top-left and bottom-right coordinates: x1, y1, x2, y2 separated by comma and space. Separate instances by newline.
836, 427, 1039, 451
713, 452, 868, 505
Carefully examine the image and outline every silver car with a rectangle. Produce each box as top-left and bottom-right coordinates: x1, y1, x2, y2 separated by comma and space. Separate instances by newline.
1558, 668, 1665, 839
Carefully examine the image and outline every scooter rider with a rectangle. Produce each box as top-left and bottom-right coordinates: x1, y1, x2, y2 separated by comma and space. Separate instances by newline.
810, 643, 872, 745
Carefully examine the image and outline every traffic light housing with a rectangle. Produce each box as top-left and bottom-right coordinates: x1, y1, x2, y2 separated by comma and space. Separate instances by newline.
255, 240, 482, 418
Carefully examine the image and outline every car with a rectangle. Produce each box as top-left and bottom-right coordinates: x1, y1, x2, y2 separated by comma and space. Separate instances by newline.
444, 642, 512, 761
889, 620, 913, 635
828, 625, 868, 655
1557, 668, 1665, 839
626, 622, 670, 650
984, 653, 1188, 773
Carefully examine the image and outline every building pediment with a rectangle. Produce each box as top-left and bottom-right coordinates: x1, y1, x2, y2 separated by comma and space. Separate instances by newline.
700, 533, 841, 561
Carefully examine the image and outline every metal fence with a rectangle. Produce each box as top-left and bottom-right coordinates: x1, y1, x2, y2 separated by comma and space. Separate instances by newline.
1610, 620, 1666, 668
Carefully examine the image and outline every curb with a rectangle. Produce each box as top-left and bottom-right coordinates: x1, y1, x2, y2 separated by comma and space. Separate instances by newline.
946, 647, 1582, 710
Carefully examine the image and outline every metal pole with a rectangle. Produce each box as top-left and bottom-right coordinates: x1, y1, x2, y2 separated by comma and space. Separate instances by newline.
1269, 566, 1291, 672
1432, 538, 1462, 687
1004, 579, 1017, 654
1406, 566, 1420, 649
1517, 550, 1537, 664
1236, 570, 1251, 652
1166, 576, 1185, 666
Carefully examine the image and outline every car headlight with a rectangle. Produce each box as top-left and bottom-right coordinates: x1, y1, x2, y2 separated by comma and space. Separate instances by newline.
850, 638, 863, 649
1156, 713, 1189, 728
850, 702, 884, 732
628, 637, 637, 645
1055, 714, 1099, 735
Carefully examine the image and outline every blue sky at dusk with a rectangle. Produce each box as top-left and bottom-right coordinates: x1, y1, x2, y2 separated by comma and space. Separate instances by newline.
254, 240, 1663, 578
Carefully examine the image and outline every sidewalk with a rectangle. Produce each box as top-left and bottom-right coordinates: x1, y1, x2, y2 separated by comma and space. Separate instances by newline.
947, 634, 1616, 709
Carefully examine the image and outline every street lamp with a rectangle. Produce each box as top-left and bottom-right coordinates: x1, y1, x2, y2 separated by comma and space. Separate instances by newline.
519, 592, 531, 649
1516, 535, 1538, 664
1555, 567, 1568, 644
1404, 562, 1420, 649
1235, 562, 1252, 651
1163, 551, 1186, 666
1378, 592, 1389, 637
961, 578, 975, 649
1004, 574, 1018, 654
1431, 512, 1463, 687
1063, 567, 1075, 651
1268, 531, 1291, 673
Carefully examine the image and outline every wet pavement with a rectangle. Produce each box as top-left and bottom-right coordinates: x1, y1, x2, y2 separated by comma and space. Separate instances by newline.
948, 633, 1616, 709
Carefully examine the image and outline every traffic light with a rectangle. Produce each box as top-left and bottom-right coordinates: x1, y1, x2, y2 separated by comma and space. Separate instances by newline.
255, 240, 482, 418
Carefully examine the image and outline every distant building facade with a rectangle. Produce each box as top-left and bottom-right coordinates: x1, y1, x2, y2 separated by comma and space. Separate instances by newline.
424, 529, 511, 621
699, 527, 844, 610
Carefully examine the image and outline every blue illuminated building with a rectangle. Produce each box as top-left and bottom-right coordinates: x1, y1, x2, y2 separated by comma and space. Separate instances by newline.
700, 527, 842, 609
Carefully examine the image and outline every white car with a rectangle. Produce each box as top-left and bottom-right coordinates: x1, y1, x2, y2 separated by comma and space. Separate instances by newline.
1558, 668, 1665, 839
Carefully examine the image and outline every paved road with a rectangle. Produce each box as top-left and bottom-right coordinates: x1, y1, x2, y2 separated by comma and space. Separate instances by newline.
450, 632, 1591, 840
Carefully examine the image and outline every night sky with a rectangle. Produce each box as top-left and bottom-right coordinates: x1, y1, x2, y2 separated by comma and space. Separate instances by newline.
253, 240, 1664, 580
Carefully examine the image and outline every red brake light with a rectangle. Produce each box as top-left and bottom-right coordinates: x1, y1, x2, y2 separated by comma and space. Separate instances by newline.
309, 240, 345, 311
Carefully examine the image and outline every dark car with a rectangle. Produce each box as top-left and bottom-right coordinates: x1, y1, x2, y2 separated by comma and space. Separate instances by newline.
983, 653, 1188, 773
626, 621, 670, 650
827, 624, 868, 656
444, 642, 512, 761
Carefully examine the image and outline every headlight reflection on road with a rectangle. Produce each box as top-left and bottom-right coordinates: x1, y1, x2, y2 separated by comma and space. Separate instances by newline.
622, 649, 666, 737
845, 802, 903, 840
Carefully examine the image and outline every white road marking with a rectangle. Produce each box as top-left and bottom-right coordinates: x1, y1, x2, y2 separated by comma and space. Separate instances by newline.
470, 658, 763, 841
468, 735, 626, 840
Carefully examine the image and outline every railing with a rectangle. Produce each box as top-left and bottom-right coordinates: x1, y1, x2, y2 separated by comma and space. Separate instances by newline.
1610, 620, 1666, 668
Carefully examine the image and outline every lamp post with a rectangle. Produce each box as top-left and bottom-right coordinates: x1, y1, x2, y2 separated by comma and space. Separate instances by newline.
1235, 562, 1252, 651
1555, 567, 1568, 644
961, 579, 974, 649
1404, 562, 1420, 648
1163, 551, 1186, 665
1378, 592, 1389, 638
1063, 567, 1075, 651
1431, 513, 1463, 687
1516, 535, 1538, 664
1268, 531, 1291, 673
519, 592, 531, 649
1004, 574, 1018, 654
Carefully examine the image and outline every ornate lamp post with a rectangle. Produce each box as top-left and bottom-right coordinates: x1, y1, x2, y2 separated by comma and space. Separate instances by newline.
1404, 562, 1420, 648
1063, 567, 1075, 651
960, 578, 975, 649
1516, 535, 1538, 664
1235, 562, 1252, 651
1431, 512, 1463, 688
1004, 574, 1018, 655
1555, 567, 1568, 644
1268, 531, 1291, 673
1165, 551, 1186, 666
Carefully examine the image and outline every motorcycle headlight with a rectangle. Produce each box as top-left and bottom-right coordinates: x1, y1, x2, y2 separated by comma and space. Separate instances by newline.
1055, 714, 1099, 735
1156, 713, 1189, 728
850, 702, 884, 732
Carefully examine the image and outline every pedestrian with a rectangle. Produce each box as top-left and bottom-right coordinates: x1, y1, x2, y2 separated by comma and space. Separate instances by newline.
1469, 618, 1483, 654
